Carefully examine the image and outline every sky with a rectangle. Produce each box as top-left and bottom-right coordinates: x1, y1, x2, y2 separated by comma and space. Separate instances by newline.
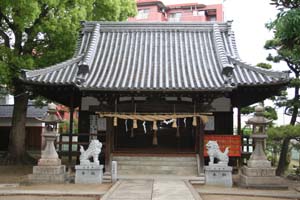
161, 0, 290, 126
162, 0, 283, 69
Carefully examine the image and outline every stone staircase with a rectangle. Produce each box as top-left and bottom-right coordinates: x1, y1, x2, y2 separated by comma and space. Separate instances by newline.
112, 155, 205, 184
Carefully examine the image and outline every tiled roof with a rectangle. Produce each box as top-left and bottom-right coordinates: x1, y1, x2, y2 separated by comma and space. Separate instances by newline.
0, 105, 47, 118
22, 22, 289, 91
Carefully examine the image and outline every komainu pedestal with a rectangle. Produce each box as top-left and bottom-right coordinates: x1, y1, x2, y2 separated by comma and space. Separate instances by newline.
205, 165, 233, 187
204, 140, 233, 187
75, 164, 104, 184
75, 139, 104, 184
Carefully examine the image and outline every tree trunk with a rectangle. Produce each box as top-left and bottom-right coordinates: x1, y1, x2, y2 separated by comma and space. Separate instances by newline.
276, 137, 290, 176
6, 86, 29, 163
276, 75, 299, 175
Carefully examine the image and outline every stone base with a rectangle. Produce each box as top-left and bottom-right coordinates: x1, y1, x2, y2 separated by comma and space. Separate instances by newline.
75, 164, 103, 184
240, 166, 288, 189
38, 158, 61, 166
241, 166, 276, 177
247, 159, 271, 168
204, 165, 233, 187
28, 165, 66, 183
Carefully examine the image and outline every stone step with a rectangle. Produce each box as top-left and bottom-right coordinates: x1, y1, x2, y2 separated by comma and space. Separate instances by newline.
189, 180, 205, 185
117, 168, 198, 176
115, 160, 197, 166
118, 165, 197, 171
113, 155, 198, 176
113, 156, 196, 162
118, 174, 204, 180
189, 176, 205, 185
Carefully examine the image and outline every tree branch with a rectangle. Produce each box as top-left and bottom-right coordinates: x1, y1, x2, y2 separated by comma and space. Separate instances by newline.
284, 58, 297, 74
0, 28, 10, 47
0, 8, 15, 32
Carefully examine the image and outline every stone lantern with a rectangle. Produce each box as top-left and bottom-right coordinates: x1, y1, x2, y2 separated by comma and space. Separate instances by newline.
28, 103, 66, 183
246, 105, 271, 168
240, 105, 287, 189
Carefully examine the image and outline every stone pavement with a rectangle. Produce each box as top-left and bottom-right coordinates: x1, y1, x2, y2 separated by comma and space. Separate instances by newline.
195, 185, 300, 199
101, 179, 201, 200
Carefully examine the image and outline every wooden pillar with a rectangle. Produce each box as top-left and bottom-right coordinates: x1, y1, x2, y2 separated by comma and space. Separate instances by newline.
153, 130, 158, 146
68, 95, 74, 165
199, 118, 204, 173
237, 106, 241, 135
195, 123, 199, 153
105, 117, 113, 172
237, 106, 242, 167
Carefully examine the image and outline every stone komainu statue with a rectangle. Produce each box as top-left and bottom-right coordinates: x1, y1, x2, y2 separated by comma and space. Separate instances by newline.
206, 140, 229, 166
80, 139, 102, 165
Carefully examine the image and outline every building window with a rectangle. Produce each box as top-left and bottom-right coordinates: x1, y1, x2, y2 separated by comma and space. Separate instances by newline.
193, 10, 205, 17
208, 15, 216, 21
136, 9, 150, 20
168, 12, 182, 22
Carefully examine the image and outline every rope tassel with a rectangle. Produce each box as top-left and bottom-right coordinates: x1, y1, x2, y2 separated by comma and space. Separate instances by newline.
113, 117, 118, 126
192, 116, 197, 127
172, 119, 177, 128
153, 121, 158, 130
133, 119, 138, 129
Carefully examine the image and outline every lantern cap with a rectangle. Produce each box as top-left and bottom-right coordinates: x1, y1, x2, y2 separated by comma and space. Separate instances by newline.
37, 103, 63, 123
246, 105, 272, 125
48, 103, 56, 111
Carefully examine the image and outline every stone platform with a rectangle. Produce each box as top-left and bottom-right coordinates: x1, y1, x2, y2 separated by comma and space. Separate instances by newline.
28, 165, 66, 184
240, 166, 288, 189
204, 165, 232, 187
75, 164, 104, 184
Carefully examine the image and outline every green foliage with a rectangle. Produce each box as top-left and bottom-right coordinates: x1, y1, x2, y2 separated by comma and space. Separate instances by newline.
93, 0, 137, 21
257, 62, 272, 69
0, 0, 137, 92
267, 124, 300, 140
265, 0, 300, 129
266, 124, 300, 167
270, 0, 300, 9
290, 78, 300, 87
264, 106, 278, 120
241, 105, 278, 121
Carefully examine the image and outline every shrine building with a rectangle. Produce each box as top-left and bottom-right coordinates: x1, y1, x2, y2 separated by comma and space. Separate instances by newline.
21, 22, 289, 176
